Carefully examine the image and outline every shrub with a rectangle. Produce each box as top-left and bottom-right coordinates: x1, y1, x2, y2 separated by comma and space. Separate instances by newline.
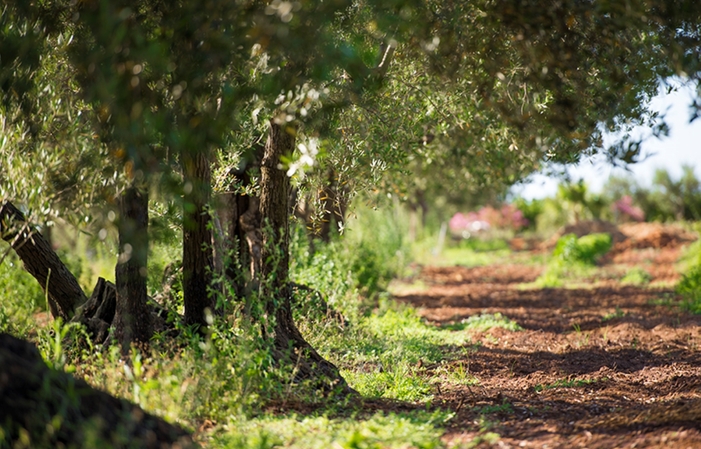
534, 233, 612, 287
553, 233, 612, 266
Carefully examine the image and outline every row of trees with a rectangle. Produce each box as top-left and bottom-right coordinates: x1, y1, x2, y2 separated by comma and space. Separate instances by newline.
2, 0, 701, 391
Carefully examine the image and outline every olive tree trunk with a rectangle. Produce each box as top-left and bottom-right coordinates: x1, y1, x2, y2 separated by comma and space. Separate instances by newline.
259, 120, 354, 395
182, 148, 214, 328
0, 201, 86, 319
114, 186, 152, 350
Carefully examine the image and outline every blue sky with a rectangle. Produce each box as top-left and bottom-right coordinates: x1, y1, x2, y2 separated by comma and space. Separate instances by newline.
512, 83, 701, 200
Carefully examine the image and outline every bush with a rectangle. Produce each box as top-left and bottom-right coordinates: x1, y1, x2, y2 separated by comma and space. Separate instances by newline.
534, 233, 612, 288
553, 233, 612, 265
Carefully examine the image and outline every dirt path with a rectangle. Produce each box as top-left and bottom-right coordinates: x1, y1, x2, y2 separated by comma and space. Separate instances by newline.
394, 229, 701, 448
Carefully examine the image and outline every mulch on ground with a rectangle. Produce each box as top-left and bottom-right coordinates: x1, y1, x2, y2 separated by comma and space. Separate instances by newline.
393, 223, 701, 449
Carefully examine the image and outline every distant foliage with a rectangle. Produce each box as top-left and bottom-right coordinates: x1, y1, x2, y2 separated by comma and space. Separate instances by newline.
603, 165, 701, 222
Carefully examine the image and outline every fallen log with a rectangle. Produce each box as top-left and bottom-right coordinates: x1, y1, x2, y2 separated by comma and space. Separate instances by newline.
0, 332, 194, 448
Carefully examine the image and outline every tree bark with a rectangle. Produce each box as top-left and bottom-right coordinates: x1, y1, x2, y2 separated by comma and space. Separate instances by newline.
259, 120, 354, 395
114, 186, 153, 350
182, 148, 214, 328
0, 332, 193, 448
214, 143, 265, 298
0, 201, 86, 320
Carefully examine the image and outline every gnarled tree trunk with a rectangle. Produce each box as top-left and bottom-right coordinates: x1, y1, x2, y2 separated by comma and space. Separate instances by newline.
114, 186, 152, 350
0, 201, 86, 319
259, 120, 354, 395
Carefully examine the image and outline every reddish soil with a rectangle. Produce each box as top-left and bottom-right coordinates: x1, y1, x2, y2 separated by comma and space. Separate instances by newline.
394, 224, 701, 449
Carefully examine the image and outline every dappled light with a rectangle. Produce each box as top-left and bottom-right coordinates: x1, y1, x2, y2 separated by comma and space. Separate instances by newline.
2, 0, 701, 447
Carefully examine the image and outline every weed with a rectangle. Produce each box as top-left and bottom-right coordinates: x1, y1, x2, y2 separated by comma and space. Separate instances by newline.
476, 401, 514, 415
602, 306, 627, 322
449, 312, 522, 333
433, 361, 480, 387
212, 410, 452, 449
534, 378, 598, 392
621, 267, 652, 286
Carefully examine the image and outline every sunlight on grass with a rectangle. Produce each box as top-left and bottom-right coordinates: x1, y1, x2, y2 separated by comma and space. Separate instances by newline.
534, 378, 601, 392
308, 304, 472, 402
427, 247, 512, 267
212, 411, 452, 449
432, 361, 480, 387
341, 366, 433, 402
460, 312, 522, 332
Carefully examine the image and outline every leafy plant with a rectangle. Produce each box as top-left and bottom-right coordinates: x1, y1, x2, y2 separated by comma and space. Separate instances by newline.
533, 233, 612, 287
553, 233, 612, 266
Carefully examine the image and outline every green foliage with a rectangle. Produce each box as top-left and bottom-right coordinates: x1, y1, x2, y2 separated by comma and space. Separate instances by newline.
534, 378, 598, 392
292, 204, 408, 305
0, 251, 45, 337
533, 233, 612, 287
602, 166, 701, 223
621, 267, 653, 286
213, 411, 451, 449
513, 198, 544, 230
459, 313, 522, 332
602, 306, 627, 322
553, 233, 612, 266
676, 232, 701, 314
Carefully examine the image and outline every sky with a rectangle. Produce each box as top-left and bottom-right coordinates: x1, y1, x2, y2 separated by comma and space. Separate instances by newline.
511, 83, 701, 200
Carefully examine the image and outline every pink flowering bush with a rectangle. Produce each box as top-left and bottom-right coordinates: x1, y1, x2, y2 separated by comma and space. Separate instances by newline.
450, 204, 529, 237
612, 195, 645, 222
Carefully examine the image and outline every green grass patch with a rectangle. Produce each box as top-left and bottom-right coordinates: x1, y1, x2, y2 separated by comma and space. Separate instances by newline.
443, 312, 522, 333
432, 361, 480, 387
534, 378, 599, 392
621, 267, 652, 286
0, 251, 46, 337
476, 401, 514, 415
211, 411, 452, 449
601, 306, 627, 322
430, 247, 511, 267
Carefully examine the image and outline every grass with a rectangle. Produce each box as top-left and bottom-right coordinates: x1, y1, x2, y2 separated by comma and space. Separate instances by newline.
0, 250, 45, 338
602, 306, 627, 322
6, 208, 698, 449
534, 378, 599, 392
211, 410, 452, 449
440, 312, 522, 333
621, 267, 653, 286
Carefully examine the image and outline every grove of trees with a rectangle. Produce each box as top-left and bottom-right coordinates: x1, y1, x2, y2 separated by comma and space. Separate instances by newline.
2, 0, 701, 393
